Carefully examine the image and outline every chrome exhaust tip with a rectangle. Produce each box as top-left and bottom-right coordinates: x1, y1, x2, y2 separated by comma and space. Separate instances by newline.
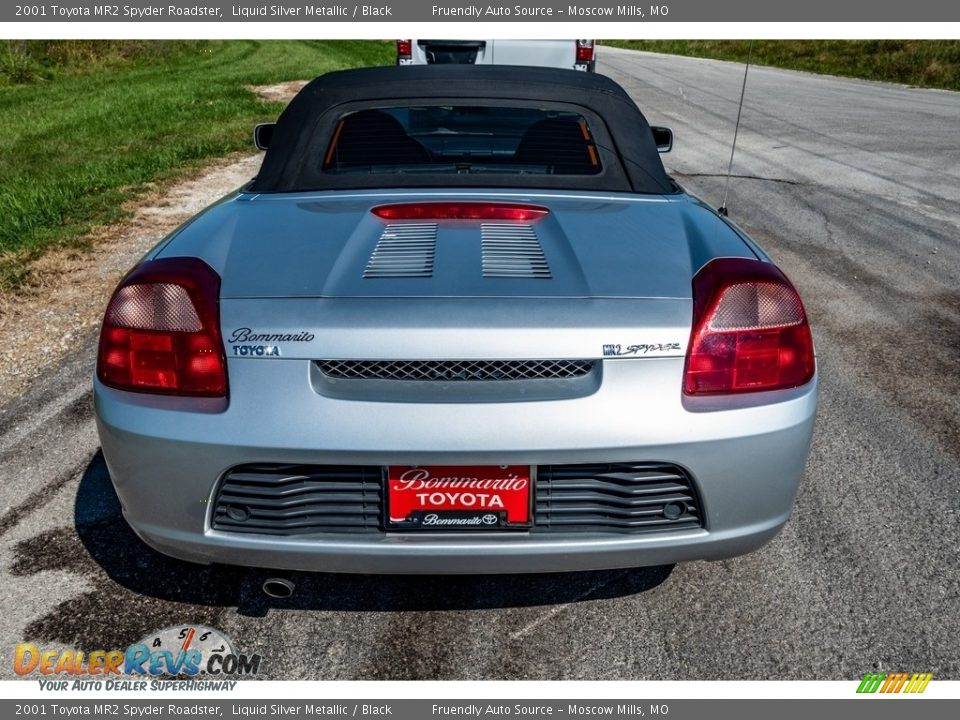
262, 577, 295, 598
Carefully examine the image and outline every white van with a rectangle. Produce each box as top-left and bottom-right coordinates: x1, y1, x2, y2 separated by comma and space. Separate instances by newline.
396, 39, 596, 72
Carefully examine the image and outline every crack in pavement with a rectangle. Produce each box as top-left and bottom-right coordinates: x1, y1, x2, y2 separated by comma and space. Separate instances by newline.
508, 570, 630, 642
675, 172, 807, 186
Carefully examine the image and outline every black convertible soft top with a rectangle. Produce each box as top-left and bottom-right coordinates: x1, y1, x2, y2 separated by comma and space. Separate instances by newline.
252, 65, 674, 194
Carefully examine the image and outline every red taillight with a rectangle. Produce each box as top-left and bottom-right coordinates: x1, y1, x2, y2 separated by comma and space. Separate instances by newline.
576, 40, 595, 62
372, 202, 549, 221
97, 257, 227, 397
684, 258, 815, 395
397, 39, 412, 59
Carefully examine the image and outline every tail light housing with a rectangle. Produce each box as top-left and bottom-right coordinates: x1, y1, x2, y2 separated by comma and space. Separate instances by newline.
372, 202, 549, 221
576, 40, 595, 63
397, 39, 412, 60
97, 257, 227, 397
684, 258, 815, 395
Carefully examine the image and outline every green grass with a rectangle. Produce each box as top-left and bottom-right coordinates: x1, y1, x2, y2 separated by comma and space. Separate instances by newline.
0, 40, 209, 85
603, 40, 960, 92
0, 40, 393, 290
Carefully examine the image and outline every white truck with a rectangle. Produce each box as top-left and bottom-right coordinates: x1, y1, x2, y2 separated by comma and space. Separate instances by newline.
396, 39, 596, 72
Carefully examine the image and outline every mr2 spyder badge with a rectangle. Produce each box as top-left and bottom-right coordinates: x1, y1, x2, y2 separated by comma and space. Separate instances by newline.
603, 342, 682, 357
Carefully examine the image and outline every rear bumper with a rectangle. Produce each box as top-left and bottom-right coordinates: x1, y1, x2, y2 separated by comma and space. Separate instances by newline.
129, 514, 788, 575
95, 357, 817, 574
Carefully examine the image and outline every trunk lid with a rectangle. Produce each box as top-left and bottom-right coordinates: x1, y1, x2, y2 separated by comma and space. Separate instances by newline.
178, 191, 755, 301
165, 191, 758, 361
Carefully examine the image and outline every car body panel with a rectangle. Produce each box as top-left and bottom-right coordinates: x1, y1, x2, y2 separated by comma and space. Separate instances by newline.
158, 190, 757, 301
219, 296, 692, 361
94, 67, 817, 574
96, 362, 816, 573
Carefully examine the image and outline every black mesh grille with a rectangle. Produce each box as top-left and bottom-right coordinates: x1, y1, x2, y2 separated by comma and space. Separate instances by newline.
316, 359, 595, 381
211, 462, 701, 537
533, 463, 702, 533
212, 464, 383, 535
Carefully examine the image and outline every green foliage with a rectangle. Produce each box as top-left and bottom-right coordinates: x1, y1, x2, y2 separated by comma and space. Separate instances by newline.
0, 41, 207, 85
0, 40, 392, 289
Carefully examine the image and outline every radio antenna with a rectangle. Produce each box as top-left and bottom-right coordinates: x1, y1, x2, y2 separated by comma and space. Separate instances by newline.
718, 40, 753, 217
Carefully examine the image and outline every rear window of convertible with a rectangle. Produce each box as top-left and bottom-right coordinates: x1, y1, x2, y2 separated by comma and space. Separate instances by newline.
322, 106, 602, 176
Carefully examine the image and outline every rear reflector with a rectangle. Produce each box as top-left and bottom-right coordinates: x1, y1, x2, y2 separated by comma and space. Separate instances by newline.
97, 257, 227, 397
107, 283, 202, 332
372, 202, 549, 221
684, 258, 815, 395
576, 40, 595, 62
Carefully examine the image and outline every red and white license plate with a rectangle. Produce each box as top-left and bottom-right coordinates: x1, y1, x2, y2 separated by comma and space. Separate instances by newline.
387, 465, 531, 530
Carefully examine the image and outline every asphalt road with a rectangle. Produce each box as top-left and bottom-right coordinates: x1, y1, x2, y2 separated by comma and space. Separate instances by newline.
1, 47, 958, 680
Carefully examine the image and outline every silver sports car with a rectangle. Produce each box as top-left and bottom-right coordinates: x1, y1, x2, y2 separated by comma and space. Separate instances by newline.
94, 66, 817, 575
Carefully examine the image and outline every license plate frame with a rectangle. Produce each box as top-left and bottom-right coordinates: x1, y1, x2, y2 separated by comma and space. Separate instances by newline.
385, 464, 534, 531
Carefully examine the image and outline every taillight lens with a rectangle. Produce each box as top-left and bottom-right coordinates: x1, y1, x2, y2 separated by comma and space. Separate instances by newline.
684, 258, 814, 395
372, 202, 548, 221
397, 39, 412, 58
576, 40, 595, 62
97, 257, 227, 397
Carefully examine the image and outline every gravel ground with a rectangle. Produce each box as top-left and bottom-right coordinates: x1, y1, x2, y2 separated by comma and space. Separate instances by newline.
0, 49, 957, 681
0, 77, 296, 406
0, 154, 261, 407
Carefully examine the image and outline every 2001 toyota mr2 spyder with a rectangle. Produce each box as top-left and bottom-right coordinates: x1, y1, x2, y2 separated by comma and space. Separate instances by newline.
94, 66, 817, 575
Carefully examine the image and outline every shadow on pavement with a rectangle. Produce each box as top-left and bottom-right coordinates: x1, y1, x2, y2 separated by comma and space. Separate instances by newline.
25, 451, 674, 617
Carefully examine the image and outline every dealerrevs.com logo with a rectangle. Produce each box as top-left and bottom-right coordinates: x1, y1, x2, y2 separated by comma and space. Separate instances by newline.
15, 625, 262, 689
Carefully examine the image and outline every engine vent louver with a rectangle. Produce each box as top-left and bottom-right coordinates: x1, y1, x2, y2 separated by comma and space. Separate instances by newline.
481, 223, 551, 279
364, 223, 437, 278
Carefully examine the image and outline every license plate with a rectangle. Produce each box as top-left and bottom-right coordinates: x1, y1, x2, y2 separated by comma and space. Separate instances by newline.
387, 465, 532, 530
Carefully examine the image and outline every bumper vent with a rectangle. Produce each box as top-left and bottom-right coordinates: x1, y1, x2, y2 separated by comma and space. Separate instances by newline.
212, 464, 383, 535
533, 463, 702, 533
212, 462, 701, 537
317, 359, 595, 381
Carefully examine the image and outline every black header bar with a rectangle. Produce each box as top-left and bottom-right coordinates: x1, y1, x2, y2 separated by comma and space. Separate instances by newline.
4, 1, 960, 23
